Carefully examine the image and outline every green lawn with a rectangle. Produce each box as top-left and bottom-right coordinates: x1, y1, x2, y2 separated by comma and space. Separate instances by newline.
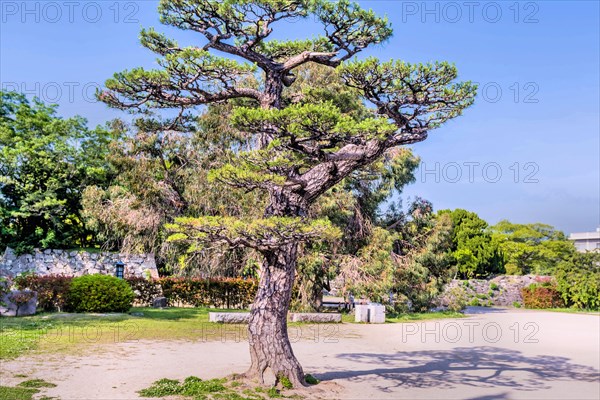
0, 307, 241, 360
0, 307, 465, 360
536, 308, 600, 315
385, 310, 465, 323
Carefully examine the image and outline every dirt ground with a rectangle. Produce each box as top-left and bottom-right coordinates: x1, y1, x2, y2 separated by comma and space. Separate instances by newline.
1, 307, 598, 400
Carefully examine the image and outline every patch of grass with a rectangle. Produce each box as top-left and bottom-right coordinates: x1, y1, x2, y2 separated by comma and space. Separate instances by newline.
385, 311, 464, 323
64, 247, 103, 254
140, 377, 304, 400
267, 387, 282, 398
277, 375, 292, 390
139, 377, 228, 398
343, 310, 465, 324
0, 307, 249, 360
137, 378, 181, 397
17, 379, 56, 389
539, 308, 599, 315
340, 313, 355, 323
0, 386, 39, 400
0, 325, 43, 359
513, 301, 522, 308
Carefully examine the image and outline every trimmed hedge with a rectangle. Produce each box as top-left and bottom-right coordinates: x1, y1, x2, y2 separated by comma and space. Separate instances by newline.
14, 273, 257, 310
125, 276, 162, 306
67, 275, 134, 313
521, 283, 564, 309
14, 274, 73, 312
151, 277, 257, 309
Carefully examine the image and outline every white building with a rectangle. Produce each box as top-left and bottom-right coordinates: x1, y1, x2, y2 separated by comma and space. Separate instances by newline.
569, 229, 600, 252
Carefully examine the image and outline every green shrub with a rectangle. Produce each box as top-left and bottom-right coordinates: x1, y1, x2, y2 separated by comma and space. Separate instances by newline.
469, 299, 480, 306
67, 275, 134, 313
521, 283, 564, 309
445, 286, 468, 312
490, 282, 499, 291
513, 301, 521, 308
555, 252, 600, 310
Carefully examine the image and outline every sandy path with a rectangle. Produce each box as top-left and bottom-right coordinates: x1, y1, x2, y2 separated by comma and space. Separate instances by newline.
1, 308, 598, 400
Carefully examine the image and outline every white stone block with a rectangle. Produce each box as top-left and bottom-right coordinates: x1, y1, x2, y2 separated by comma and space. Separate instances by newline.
368, 303, 386, 323
355, 304, 370, 323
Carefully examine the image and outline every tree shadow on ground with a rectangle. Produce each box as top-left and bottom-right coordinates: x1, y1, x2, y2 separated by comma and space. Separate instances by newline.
316, 346, 599, 393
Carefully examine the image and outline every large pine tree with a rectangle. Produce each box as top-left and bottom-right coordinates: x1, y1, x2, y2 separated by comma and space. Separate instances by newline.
99, 0, 476, 387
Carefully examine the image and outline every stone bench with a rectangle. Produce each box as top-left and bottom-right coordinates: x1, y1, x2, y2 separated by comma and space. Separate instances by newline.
208, 312, 250, 324
322, 296, 348, 311
208, 312, 342, 324
289, 313, 342, 323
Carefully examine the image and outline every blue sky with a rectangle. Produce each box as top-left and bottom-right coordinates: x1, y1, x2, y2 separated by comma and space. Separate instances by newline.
1, 0, 598, 234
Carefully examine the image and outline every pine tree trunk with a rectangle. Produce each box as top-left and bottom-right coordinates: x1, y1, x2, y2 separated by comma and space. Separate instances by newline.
244, 242, 307, 387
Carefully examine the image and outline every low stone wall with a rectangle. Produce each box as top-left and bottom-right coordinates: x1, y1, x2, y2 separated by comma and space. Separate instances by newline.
209, 312, 251, 323
439, 275, 552, 307
289, 313, 342, 323
0, 247, 159, 279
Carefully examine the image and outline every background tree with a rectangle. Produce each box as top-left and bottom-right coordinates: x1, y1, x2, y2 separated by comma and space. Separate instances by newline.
99, 0, 476, 387
0, 91, 118, 254
82, 107, 265, 276
490, 220, 575, 275
341, 198, 455, 312
439, 209, 504, 278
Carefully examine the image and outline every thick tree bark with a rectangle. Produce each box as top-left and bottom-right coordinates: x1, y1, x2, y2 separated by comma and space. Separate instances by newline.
244, 190, 308, 387
245, 243, 306, 387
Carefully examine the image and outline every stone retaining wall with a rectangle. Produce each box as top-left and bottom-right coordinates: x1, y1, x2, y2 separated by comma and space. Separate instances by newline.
0, 247, 159, 279
438, 275, 552, 307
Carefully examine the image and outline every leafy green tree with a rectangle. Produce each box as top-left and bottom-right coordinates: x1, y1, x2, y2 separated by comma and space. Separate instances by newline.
555, 252, 600, 310
0, 91, 117, 254
439, 209, 503, 278
491, 220, 575, 275
344, 199, 455, 312
99, 0, 476, 386
81, 109, 264, 276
